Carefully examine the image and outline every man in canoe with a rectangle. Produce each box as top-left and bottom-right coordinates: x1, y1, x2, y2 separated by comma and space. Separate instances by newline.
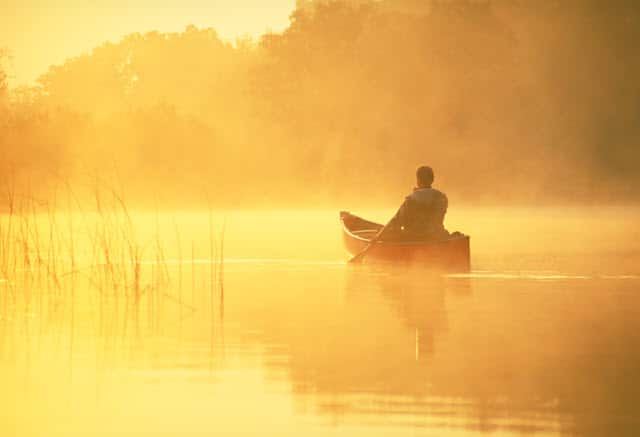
382, 166, 450, 242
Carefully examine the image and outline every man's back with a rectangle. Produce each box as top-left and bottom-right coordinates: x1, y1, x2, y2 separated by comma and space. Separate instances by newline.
378, 166, 450, 242
389, 187, 449, 241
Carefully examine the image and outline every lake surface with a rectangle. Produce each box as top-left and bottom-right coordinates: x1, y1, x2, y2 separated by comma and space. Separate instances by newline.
1, 207, 639, 436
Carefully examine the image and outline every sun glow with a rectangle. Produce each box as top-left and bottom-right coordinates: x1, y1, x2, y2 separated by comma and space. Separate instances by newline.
1, 0, 295, 87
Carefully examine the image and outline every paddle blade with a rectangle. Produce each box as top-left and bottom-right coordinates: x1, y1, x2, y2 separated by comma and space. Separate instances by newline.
348, 253, 365, 263
348, 243, 372, 263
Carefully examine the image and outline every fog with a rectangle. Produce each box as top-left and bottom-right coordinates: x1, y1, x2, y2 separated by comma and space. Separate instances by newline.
1, 0, 639, 208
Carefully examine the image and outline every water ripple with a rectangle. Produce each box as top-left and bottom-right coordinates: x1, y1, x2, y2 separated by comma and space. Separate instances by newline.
448, 271, 639, 280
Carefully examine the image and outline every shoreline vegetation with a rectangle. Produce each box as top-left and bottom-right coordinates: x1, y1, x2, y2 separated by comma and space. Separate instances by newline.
1, 0, 640, 208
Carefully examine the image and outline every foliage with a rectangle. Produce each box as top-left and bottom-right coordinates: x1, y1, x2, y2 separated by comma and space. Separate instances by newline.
2, 0, 640, 206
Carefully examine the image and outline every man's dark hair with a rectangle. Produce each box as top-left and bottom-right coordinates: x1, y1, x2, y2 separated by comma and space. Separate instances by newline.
416, 166, 434, 187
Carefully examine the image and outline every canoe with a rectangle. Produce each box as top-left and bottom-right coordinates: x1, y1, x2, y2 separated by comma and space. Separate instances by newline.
340, 211, 470, 271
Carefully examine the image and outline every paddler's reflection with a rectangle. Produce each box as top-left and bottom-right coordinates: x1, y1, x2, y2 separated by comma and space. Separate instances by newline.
343, 266, 472, 359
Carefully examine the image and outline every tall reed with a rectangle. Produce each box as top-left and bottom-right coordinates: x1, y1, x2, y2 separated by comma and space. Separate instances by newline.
0, 181, 226, 346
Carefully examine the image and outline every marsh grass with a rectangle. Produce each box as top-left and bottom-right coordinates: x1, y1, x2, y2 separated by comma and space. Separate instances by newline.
0, 182, 226, 369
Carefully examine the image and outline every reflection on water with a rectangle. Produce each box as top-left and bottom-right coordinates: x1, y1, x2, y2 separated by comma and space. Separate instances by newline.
1, 208, 639, 436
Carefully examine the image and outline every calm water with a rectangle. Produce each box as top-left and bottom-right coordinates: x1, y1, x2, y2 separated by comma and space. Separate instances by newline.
1, 207, 639, 436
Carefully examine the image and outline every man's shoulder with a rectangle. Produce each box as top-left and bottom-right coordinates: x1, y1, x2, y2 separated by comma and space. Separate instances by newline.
407, 187, 447, 201
433, 188, 447, 200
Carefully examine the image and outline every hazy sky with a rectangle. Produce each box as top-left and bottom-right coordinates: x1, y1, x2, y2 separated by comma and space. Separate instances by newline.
1, 0, 296, 87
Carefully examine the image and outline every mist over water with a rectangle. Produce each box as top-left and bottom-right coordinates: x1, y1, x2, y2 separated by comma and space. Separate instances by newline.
2, 207, 639, 436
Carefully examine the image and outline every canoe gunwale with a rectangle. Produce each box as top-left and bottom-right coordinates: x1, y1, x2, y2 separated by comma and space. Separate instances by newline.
341, 212, 469, 248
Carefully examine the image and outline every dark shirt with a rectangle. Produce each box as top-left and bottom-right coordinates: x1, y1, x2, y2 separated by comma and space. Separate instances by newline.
385, 187, 449, 241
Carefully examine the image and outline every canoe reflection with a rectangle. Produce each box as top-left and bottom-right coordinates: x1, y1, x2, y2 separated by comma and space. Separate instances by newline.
343, 267, 465, 360
241, 266, 640, 436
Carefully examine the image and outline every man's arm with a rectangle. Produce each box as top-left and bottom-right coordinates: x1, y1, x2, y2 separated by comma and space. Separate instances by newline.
377, 196, 412, 240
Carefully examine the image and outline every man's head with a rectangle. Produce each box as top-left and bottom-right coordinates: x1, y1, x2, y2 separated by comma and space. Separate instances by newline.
416, 166, 434, 188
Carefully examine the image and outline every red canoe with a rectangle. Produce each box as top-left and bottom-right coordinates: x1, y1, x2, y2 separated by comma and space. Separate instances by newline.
340, 211, 470, 271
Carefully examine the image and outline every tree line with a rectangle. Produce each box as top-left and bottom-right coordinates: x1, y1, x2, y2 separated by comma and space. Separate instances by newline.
1, 0, 639, 206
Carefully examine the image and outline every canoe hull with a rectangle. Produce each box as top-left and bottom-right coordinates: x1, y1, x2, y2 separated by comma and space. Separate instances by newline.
340, 211, 470, 271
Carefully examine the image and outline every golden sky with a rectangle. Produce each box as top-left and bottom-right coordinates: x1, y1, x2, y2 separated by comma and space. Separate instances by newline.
1, 0, 296, 87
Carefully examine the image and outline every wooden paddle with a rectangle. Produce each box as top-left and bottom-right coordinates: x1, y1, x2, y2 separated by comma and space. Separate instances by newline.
348, 219, 394, 263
